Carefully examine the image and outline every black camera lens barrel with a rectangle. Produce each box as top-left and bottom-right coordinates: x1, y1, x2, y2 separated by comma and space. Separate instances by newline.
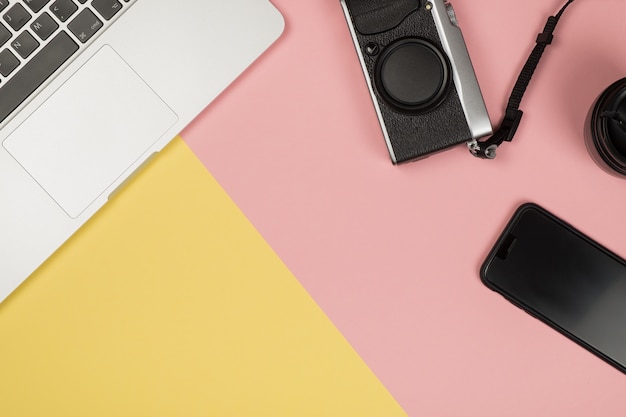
585, 78, 626, 177
375, 38, 451, 113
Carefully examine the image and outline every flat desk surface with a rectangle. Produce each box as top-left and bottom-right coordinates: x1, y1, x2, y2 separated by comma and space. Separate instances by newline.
3, 0, 626, 415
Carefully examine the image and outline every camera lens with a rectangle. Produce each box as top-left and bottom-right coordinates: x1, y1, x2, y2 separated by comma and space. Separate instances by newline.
585, 78, 626, 177
375, 38, 450, 113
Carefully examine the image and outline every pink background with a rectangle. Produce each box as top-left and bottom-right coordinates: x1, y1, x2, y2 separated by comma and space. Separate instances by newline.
182, 0, 626, 415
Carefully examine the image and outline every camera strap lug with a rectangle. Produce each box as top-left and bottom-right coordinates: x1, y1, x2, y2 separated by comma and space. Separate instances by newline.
470, 0, 576, 159
468, 110, 523, 159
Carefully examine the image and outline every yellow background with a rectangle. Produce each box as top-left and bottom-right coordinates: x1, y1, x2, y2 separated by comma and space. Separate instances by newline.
0, 138, 406, 416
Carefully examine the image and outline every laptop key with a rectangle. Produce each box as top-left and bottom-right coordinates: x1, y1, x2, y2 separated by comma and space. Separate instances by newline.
12, 30, 40, 59
3, 4, 32, 31
0, 23, 10, 46
24, 0, 52, 14
92, 0, 122, 21
67, 9, 102, 43
0, 48, 20, 77
31, 12, 59, 40
50, 0, 78, 22
0, 31, 78, 123
0, 0, 8, 13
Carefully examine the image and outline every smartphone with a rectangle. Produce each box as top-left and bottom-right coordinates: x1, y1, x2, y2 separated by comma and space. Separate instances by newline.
481, 202, 626, 373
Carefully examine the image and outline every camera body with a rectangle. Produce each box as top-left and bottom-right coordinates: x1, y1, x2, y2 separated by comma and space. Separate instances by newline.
341, 0, 492, 163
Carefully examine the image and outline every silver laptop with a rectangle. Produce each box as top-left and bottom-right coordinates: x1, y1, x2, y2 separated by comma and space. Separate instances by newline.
0, 0, 284, 303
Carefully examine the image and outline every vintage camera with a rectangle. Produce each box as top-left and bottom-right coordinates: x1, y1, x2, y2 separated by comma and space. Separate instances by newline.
341, 0, 492, 163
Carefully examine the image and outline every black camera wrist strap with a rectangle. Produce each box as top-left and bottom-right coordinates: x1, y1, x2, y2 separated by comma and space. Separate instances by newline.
469, 0, 576, 159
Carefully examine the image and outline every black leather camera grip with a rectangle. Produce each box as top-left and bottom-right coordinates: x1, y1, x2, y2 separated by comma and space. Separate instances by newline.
346, 0, 419, 35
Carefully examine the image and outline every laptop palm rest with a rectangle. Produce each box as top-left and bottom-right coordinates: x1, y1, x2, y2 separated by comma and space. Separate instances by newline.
3, 45, 178, 218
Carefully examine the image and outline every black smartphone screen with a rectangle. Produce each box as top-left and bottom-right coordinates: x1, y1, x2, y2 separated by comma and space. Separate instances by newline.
481, 203, 626, 373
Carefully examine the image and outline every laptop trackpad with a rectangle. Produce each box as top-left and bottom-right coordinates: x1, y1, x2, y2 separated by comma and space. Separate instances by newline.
3, 46, 178, 218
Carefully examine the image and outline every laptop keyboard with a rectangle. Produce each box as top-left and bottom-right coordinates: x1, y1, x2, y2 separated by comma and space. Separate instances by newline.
0, 0, 136, 124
